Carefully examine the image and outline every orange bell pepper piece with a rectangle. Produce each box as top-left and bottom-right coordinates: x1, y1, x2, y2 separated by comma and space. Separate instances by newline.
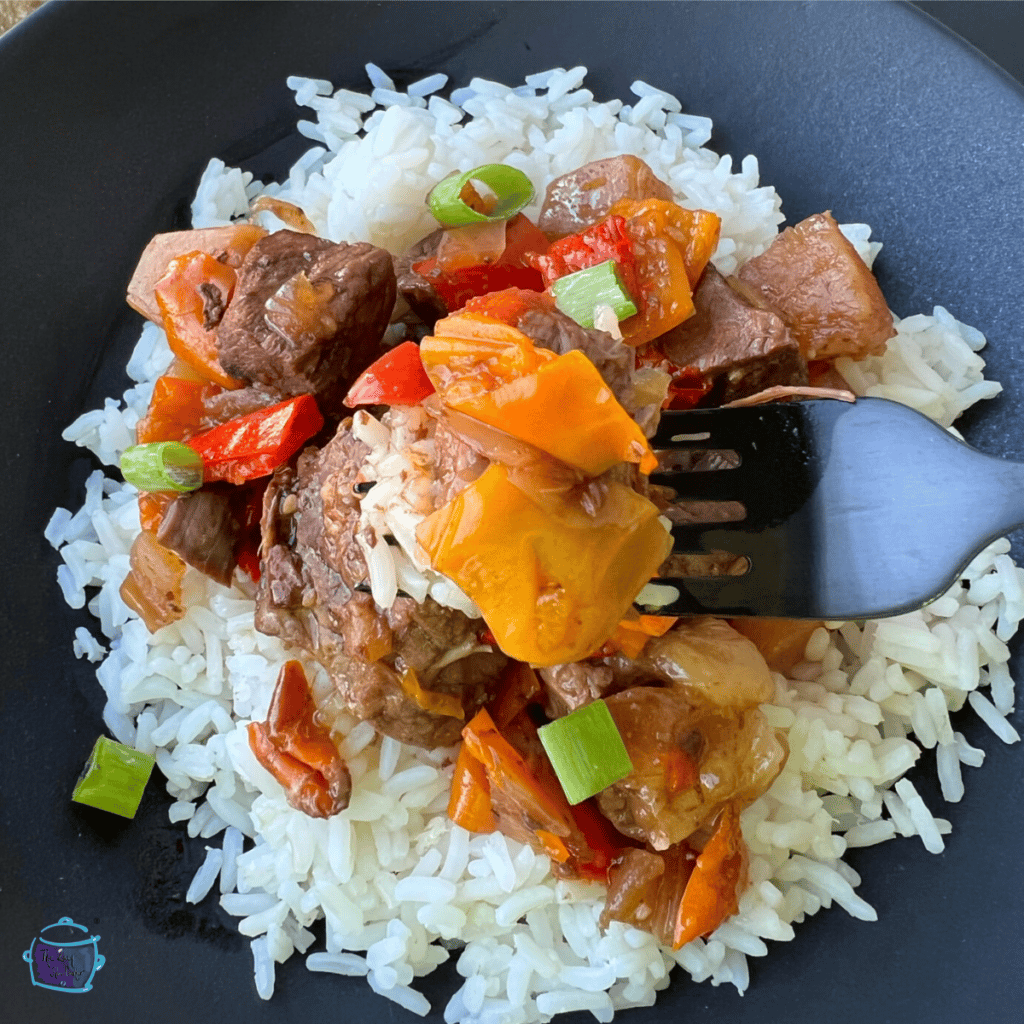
451, 349, 657, 477
609, 198, 722, 347
417, 463, 671, 666
599, 614, 679, 659
400, 666, 464, 720
673, 803, 748, 948
154, 250, 244, 389
534, 829, 571, 864
461, 708, 578, 843
447, 742, 496, 833
611, 198, 721, 289
136, 374, 222, 445
423, 313, 656, 477
420, 312, 556, 402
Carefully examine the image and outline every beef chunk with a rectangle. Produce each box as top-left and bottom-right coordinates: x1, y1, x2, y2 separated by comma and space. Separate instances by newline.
256, 419, 506, 748
735, 212, 895, 361
538, 661, 616, 718
333, 599, 506, 748
515, 302, 637, 408
538, 155, 674, 239
256, 424, 369, 648
394, 228, 447, 324
216, 230, 396, 413
156, 487, 240, 587
658, 266, 808, 404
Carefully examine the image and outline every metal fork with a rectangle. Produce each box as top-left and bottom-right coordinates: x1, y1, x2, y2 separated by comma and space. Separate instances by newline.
642, 397, 1024, 620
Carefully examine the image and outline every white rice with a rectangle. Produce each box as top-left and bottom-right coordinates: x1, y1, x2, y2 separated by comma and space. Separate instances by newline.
51, 65, 1021, 1019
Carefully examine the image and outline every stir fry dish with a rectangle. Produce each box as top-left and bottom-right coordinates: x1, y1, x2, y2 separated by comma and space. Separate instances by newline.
51, 67, 1021, 1017
117, 151, 894, 948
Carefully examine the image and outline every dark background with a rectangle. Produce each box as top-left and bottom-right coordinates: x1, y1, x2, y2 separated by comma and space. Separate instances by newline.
1, 4, 1023, 1024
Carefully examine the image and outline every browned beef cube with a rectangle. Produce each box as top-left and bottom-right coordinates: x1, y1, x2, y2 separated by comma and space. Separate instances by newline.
394, 228, 447, 324
658, 266, 808, 404
735, 212, 895, 361
254, 420, 507, 750
216, 230, 396, 414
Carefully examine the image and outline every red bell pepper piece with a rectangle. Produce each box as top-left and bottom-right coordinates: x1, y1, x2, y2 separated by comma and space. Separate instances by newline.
413, 214, 550, 312
531, 214, 640, 301
568, 796, 635, 883
636, 346, 714, 410
234, 480, 268, 582
186, 394, 324, 485
665, 367, 713, 409
247, 661, 351, 819
345, 340, 436, 407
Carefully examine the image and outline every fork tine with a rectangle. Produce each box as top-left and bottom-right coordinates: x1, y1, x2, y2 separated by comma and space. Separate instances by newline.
651, 405, 783, 449
641, 573, 772, 617
669, 521, 749, 552
649, 468, 745, 502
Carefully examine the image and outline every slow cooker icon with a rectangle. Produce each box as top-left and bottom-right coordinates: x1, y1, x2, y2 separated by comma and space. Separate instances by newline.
22, 916, 105, 993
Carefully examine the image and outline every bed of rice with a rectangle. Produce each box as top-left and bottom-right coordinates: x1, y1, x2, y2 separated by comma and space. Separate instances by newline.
48, 66, 1021, 1021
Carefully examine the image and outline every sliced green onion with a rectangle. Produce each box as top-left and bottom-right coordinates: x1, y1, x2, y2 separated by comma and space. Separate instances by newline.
72, 736, 156, 818
428, 164, 535, 227
549, 259, 639, 330
537, 699, 634, 805
120, 441, 203, 492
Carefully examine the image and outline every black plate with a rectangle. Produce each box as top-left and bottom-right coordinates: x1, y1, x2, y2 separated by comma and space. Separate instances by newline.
3, 3, 1023, 1023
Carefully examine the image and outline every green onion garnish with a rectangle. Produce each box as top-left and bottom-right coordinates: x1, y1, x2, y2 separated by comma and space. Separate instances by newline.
72, 736, 156, 818
428, 164, 535, 227
549, 259, 638, 329
537, 699, 634, 805
120, 441, 203, 492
